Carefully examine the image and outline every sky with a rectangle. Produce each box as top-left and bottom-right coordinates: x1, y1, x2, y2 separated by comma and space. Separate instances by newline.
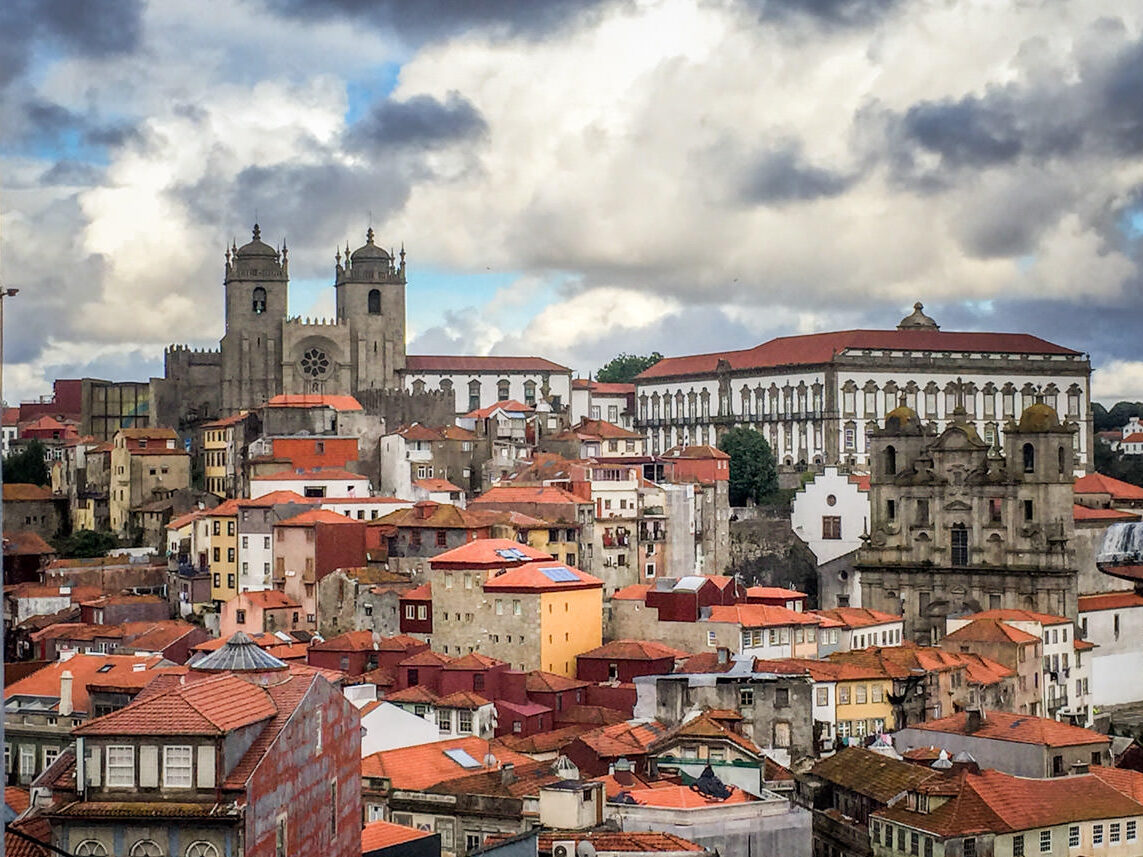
3, 0, 1143, 406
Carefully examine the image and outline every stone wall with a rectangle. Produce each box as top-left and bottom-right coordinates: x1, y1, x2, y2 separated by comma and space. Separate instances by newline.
728, 509, 819, 604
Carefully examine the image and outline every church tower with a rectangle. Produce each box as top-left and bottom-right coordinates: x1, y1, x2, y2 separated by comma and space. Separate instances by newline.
334, 228, 407, 390
220, 224, 288, 413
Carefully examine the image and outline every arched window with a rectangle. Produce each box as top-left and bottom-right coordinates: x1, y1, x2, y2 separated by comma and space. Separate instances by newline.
367, 289, 381, 315
1058, 445, 1066, 475
75, 843, 108, 857
252, 287, 266, 314
411, 379, 425, 395
885, 445, 897, 476
523, 380, 536, 406
497, 379, 510, 401
1022, 443, 1035, 473
468, 379, 481, 412
129, 841, 162, 857
185, 843, 220, 857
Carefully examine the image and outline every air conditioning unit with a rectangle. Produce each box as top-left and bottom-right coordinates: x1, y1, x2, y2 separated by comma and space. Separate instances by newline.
553, 842, 576, 857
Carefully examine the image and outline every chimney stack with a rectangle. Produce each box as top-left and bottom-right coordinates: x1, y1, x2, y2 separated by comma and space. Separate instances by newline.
501, 762, 516, 786
965, 708, 983, 733
59, 670, 74, 717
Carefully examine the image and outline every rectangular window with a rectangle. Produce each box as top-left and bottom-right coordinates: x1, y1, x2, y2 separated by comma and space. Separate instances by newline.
739, 687, 754, 706
910, 831, 919, 855
822, 516, 842, 539
855, 685, 867, 704
1094, 824, 1104, 846
437, 709, 451, 732
816, 687, 829, 706
1013, 833, 1024, 856
1040, 829, 1051, 852
163, 745, 193, 788
458, 710, 473, 733
1127, 820, 1137, 841
838, 686, 850, 704
1024, 499, 1034, 521
1069, 826, 1080, 847
107, 745, 135, 787
417, 605, 427, 620
1111, 822, 1121, 843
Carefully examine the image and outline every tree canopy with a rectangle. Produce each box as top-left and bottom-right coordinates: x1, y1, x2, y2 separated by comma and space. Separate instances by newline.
1094, 401, 1143, 432
53, 529, 120, 559
717, 426, 778, 506
4, 440, 49, 486
595, 352, 663, 384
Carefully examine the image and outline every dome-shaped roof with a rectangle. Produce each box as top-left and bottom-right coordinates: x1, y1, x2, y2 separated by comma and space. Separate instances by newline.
350, 227, 391, 261
884, 404, 921, 433
1018, 402, 1060, 432
234, 224, 278, 258
897, 301, 939, 330
192, 631, 289, 673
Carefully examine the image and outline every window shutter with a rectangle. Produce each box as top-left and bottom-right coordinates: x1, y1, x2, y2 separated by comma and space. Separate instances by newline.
139, 745, 158, 788
87, 745, 102, 786
197, 745, 215, 789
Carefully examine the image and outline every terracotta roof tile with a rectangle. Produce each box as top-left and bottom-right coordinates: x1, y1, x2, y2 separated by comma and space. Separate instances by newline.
428, 537, 551, 568
611, 584, 652, 601
4, 654, 165, 714
577, 640, 690, 660
577, 720, 670, 757
907, 709, 1109, 748
961, 608, 1071, 626
361, 820, 435, 852
1079, 591, 1143, 612
254, 468, 368, 483
385, 686, 440, 704
398, 650, 454, 667
1073, 504, 1140, 522
463, 399, 535, 419
375, 503, 501, 531
444, 652, 506, 670
525, 671, 590, 693
942, 618, 1040, 645
481, 560, 603, 592
414, 477, 464, 493
362, 737, 532, 790
470, 484, 590, 507
637, 329, 1079, 380
617, 783, 755, 808
1074, 473, 1143, 501
3, 484, 53, 501
812, 607, 902, 628
707, 604, 821, 627
811, 746, 941, 802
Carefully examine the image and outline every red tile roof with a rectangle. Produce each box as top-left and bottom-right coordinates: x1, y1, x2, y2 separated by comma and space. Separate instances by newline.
74, 673, 278, 735
746, 586, 806, 600
274, 508, 360, 527
1073, 503, 1140, 521
361, 820, 435, 852
5, 786, 30, 814
3, 484, 53, 501
636, 329, 1079, 380
1074, 472, 1143, 501
191, 632, 282, 653
611, 584, 652, 601
812, 607, 901, 629
525, 671, 590, 693
471, 484, 590, 507
619, 783, 755, 808
398, 650, 454, 668
429, 537, 552, 568
313, 631, 425, 654
385, 686, 440, 704
941, 618, 1040, 645
165, 509, 207, 530
444, 652, 506, 670
361, 737, 532, 790
707, 604, 821, 627
961, 608, 1071, 626
577, 640, 690, 660
236, 490, 317, 508
436, 690, 492, 709
569, 418, 643, 440
463, 399, 535, 419
1079, 590, 1143, 612
265, 394, 363, 411
3, 531, 58, 556
374, 502, 501, 531
481, 560, 603, 592
201, 411, 251, 428
233, 590, 300, 609
875, 768, 1143, 837
4, 654, 165, 714
402, 582, 432, 600
906, 709, 1109, 748
406, 355, 570, 373
577, 720, 670, 757
414, 477, 464, 493
660, 444, 730, 460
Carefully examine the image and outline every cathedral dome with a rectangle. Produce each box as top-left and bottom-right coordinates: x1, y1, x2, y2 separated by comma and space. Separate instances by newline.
350, 227, 391, 261
897, 302, 939, 330
234, 223, 278, 258
1017, 402, 1060, 432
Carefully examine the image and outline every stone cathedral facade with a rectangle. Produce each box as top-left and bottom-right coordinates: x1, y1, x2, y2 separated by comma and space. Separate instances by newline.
152, 225, 414, 426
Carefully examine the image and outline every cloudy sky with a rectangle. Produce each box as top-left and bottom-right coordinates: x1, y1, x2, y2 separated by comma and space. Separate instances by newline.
3, 0, 1143, 405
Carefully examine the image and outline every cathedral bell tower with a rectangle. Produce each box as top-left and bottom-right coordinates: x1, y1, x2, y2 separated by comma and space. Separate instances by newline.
220, 224, 288, 414
334, 227, 407, 390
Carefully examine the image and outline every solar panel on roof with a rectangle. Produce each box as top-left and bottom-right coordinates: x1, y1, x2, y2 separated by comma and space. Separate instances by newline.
495, 549, 517, 559
443, 748, 482, 769
541, 566, 579, 583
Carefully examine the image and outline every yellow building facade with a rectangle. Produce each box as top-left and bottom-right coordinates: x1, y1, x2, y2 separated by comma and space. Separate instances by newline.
538, 585, 604, 676
206, 500, 241, 604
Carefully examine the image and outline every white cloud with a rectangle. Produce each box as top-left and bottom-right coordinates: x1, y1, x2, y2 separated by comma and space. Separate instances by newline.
1094, 360, 1143, 403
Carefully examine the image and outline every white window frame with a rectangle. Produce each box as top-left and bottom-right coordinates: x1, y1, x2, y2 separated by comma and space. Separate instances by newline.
106, 745, 135, 787
163, 745, 193, 788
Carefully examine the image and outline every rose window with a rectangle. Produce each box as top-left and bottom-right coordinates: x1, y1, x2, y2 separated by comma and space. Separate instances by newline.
300, 348, 331, 378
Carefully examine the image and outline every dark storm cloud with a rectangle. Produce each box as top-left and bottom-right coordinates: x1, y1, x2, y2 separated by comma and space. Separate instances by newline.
737, 0, 901, 28
263, 0, 624, 43
740, 143, 856, 204
39, 160, 105, 186
10, 97, 144, 153
345, 93, 487, 151
0, 0, 144, 87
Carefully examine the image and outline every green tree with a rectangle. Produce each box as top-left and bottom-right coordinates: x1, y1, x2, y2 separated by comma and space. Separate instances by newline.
717, 426, 778, 506
1094, 401, 1143, 432
595, 352, 663, 384
52, 529, 120, 558
3, 440, 49, 486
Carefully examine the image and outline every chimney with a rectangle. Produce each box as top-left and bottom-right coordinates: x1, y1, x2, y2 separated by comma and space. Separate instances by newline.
501, 762, 516, 786
965, 708, 984, 733
59, 670, 74, 717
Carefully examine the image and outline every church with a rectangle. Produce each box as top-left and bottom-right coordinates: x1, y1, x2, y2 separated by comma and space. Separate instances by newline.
151, 225, 572, 428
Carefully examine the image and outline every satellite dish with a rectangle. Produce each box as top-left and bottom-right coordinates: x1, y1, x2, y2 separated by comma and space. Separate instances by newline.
576, 843, 597, 857
483, 754, 498, 768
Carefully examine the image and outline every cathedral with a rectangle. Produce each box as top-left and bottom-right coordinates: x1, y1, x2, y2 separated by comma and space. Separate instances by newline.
153, 225, 410, 425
